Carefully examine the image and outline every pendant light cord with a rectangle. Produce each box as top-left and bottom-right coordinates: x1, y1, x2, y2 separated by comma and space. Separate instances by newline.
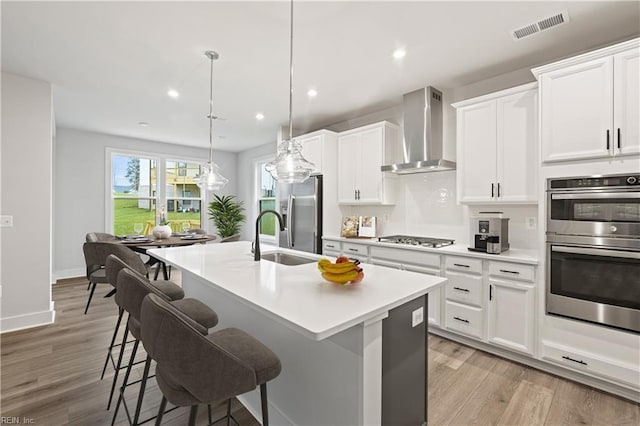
287, 0, 294, 144
208, 54, 214, 164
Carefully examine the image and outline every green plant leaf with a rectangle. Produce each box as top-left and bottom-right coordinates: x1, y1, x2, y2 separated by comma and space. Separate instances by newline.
207, 194, 246, 238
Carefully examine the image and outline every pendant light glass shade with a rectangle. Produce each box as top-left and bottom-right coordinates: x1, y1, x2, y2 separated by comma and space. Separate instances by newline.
265, 138, 315, 183
195, 50, 228, 192
265, 0, 315, 183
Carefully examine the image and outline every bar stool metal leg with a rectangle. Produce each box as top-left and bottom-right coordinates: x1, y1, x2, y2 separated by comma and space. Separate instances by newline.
155, 396, 168, 426
101, 307, 125, 380
111, 339, 140, 425
107, 323, 130, 409
260, 383, 269, 426
188, 405, 198, 426
132, 355, 152, 425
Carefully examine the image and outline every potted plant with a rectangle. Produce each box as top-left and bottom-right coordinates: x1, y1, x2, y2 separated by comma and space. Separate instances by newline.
208, 194, 246, 240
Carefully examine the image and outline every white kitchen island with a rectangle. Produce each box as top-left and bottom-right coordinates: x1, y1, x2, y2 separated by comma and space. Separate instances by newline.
148, 241, 447, 426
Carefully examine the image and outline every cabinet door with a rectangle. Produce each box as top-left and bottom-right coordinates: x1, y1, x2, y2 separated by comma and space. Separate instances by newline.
487, 279, 535, 355
300, 135, 323, 174
457, 101, 497, 202
496, 89, 538, 203
337, 133, 359, 203
356, 126, 384, 203
540, 57, 614, 162
614, 49, 640, 156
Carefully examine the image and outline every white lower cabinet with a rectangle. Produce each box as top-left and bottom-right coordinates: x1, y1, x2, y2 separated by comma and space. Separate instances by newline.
444, 301, 483, 339
322, 240, 341, 257
487, 278, 535, 355
370, 245, 442, 327
541, 340, 640, 389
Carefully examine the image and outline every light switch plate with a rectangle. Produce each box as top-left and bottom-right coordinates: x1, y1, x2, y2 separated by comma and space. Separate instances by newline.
412, 307, 424, 327
0, 215, 13, 227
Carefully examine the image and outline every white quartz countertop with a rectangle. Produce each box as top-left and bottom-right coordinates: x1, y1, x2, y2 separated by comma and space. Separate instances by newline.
323, 236, 539, 265
148, 242, 446, 341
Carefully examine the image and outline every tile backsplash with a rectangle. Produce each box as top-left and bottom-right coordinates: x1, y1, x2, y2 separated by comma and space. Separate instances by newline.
339, 170, 539, 250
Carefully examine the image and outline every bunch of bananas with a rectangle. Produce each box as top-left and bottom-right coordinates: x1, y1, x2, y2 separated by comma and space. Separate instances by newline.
317, 256, 364, 285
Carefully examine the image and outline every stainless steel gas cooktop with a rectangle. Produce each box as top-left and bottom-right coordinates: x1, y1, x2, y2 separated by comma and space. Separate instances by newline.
377, 235, 455, 248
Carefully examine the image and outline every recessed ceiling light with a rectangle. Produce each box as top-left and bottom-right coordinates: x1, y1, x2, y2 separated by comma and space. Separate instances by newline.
138, 121, 149, 127
392, 48, 406, 59
256, 113, 265, 120
167, 89, 179, 98
307, 89, 318, 98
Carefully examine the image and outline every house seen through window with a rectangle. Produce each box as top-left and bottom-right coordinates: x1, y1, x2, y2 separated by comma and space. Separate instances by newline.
110, 153, 203, 235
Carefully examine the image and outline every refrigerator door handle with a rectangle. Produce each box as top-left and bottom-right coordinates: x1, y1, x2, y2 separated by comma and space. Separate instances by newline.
287, 194, 295, 247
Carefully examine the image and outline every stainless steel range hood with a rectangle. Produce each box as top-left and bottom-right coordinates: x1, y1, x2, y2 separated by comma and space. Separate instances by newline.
381, 87, 455, 174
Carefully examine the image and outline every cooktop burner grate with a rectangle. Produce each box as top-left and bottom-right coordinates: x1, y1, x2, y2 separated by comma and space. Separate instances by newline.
378, 235, 455, 248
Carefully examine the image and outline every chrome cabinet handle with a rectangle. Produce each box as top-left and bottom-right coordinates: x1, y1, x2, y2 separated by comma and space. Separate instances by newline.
453, 316, 469, 324
453, 286, 470, 292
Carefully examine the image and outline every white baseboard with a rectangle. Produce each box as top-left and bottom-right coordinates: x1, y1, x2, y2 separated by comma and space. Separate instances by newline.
53, 268, 85, 282
1, 308, 55, 333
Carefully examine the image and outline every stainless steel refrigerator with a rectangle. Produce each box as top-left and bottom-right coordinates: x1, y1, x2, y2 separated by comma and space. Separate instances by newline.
278, 175, 323, 254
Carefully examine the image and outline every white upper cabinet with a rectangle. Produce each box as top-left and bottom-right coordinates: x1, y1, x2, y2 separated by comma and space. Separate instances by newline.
532, 38, 639, 162
337, 121, 401, 205
453, 83, 538, 204
296, 130, 338, 175
614, 48, 640, 156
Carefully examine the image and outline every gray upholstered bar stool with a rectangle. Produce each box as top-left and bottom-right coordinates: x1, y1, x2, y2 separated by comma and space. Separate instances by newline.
102, 254, 184, 385
140, 293, 282, 426
111, 268, 219, 426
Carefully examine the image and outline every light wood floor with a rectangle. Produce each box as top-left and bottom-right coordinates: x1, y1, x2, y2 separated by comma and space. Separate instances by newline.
1, 274, 638, 425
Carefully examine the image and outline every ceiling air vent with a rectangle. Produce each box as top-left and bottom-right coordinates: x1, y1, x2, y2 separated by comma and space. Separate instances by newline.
511, 11, 570, 41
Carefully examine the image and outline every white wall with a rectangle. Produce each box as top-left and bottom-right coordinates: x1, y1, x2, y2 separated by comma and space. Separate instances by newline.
53, 127, 237, 278
1, 72, 54, 332
236, 142, 276, 241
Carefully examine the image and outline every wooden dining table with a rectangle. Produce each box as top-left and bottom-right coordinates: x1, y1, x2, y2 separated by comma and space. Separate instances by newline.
119, 234, 217, 280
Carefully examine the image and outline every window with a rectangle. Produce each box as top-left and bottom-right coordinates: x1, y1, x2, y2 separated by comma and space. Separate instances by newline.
109, 151, 205, 235
257, 160, 277, 238
110, 154, 158, 236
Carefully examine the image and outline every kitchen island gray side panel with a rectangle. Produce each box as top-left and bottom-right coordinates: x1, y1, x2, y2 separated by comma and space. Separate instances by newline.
382, 294, 427, 426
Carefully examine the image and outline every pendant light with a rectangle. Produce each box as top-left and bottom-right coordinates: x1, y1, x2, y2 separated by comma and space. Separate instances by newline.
195, 51, 229, 192
265, 0, 315, 183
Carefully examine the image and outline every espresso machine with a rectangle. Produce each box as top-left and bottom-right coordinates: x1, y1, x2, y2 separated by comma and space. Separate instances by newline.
468, 212, 510, 253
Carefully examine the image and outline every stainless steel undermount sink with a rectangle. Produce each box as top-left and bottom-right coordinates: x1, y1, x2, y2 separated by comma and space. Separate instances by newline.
261, 252, 316, 266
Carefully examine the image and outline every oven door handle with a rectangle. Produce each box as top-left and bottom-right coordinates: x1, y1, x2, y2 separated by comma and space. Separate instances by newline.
551, 245, 640, 259
551, 192, 640, 200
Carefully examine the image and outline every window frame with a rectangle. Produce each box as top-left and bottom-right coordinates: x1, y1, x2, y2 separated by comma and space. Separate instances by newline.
255, 155, 278, 244
105, 148, 207, 235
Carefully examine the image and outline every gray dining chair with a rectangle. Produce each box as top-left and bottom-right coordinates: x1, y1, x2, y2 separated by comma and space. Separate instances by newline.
86, 232, 117, 242
140, 293, 282, 426
110, 268, 219, 425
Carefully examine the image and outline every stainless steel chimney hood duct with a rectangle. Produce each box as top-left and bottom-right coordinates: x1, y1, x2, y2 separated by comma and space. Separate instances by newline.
381, 87, 456, 174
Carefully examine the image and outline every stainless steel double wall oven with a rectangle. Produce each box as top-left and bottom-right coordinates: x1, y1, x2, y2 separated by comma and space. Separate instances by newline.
546, 173, 640, 333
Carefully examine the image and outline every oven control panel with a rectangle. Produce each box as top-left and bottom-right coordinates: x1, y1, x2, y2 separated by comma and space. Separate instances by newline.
549, 174, 640, 190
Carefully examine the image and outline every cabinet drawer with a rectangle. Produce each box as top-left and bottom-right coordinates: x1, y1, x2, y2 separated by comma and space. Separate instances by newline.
489, 262, 535, 282
370, 246, 440, 268
445, 271, 483, 307
323, 241, 341, 252
444, 301, 483, 339
445, 256, 482, 274
343, 243, 368, 257
541, 341, 640, 388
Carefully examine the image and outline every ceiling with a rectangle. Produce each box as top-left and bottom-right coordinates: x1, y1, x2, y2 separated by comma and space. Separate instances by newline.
2, 1, 639, 153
